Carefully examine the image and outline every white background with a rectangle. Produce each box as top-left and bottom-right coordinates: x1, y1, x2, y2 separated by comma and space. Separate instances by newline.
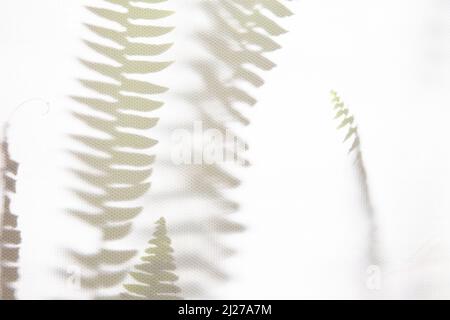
1, 0, 450, 299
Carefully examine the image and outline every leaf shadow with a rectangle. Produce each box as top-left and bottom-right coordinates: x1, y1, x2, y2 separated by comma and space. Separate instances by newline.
142, 0, 292, 298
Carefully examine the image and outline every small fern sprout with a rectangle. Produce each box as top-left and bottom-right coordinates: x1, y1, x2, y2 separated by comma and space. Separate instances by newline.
330, 90, 360, 153
121, 217, 182, 300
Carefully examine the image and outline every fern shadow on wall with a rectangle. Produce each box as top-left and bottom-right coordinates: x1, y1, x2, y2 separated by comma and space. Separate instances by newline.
143, 0, 292, 297
122, 217, 182, 300
0, 126, 21, 300
67, 0, 174, 298
330, 90, 379, 267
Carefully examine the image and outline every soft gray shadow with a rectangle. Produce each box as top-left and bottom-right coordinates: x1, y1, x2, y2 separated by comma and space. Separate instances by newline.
143, 0, 292, 298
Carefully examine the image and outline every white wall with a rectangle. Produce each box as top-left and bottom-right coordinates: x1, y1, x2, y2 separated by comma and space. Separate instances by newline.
0, 0, 450, 299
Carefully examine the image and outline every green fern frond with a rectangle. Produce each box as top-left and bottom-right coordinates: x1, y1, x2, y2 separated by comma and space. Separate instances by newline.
330, 90, 360, 153
70, 0, 174, 298
165, 0, 292, 296
0, 133, 21, 300
122, 217, 182, 300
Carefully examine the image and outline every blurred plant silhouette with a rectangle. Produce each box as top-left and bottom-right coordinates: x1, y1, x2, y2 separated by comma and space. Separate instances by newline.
0, 126, 21, 300
144, 0, 292, 297
122, 217, 182, 300
68, 0, 173, 298
330, 90, 379, 267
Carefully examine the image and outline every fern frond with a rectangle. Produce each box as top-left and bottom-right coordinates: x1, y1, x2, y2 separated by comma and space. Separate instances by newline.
330, 91, 360, 153
70, 0, 173, 298
330, 90, 379, 266
158, 0, 292, 297
0, 133, 21, 300
122, 217, 182, 300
